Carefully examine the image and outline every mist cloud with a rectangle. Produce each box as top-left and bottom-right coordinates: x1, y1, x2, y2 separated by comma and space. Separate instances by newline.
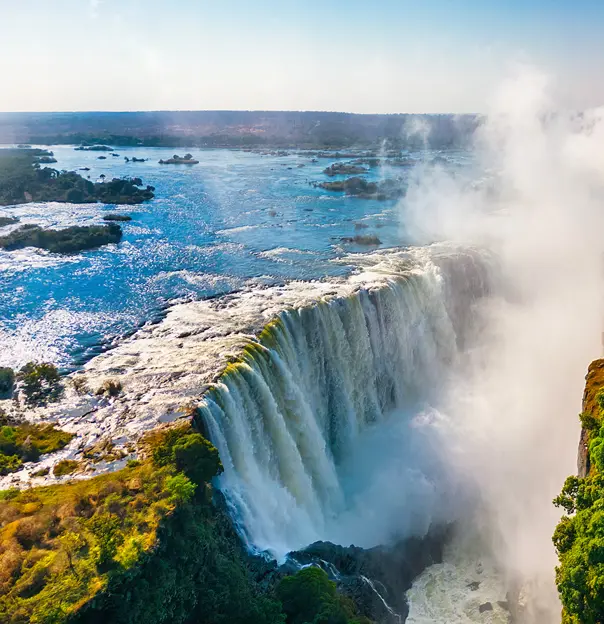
401, 65, 604, 620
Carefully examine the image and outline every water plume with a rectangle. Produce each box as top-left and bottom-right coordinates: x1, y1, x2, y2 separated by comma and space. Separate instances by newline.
402, 65, 604, 620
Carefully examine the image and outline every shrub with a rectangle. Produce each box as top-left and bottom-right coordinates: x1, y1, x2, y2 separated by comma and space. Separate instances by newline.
96, 379, 122, 398
17, 362, 62, 406
71, 376, 88, 395
165, 473, 196, 504
173, 433, 223, 485
277, 567, 362, 624
53, 460, 80, 477
88, 514, 124, 567
0, 454, 22, 475
0, 367, 14, 397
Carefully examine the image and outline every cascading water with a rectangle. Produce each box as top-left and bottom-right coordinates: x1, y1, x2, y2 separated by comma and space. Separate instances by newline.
199, 247, 493, 560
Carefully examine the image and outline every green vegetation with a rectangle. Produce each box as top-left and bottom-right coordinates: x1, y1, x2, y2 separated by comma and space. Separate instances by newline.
554, 360, 604, 623
323, 163, 368, 176
0, 149, 154, 206
53, 459, 80, 477
0, 368, 15, 397
277, 567, 371, 624
0, 223, 122, 254
318, 176, 404, 200
102, 214, 132, 222
0, 422, 230, 624
16, 362, 62, 406
0, 418, 374, 624
0, 421, 74, 475
74, 145, 114, 152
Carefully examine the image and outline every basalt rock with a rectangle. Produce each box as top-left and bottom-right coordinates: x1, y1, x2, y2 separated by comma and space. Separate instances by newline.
288, 525, 452, 623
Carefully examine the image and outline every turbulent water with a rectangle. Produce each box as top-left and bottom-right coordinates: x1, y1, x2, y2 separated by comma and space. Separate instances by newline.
199, 248, 492, 559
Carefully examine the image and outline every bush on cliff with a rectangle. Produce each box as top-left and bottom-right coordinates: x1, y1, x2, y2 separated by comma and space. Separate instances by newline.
277, 567, 371, 624
554, 386, 604, 623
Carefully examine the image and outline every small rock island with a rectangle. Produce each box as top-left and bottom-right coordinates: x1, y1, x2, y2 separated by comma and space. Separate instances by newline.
159, 153, 199, 165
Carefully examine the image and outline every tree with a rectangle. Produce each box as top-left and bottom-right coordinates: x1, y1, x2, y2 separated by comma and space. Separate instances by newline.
173, 433, 223, 484
165, 473, 196, 504
17, 362, 62, 406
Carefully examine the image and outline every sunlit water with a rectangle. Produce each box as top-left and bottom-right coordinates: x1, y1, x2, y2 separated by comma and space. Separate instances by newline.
0, 145, 469, 368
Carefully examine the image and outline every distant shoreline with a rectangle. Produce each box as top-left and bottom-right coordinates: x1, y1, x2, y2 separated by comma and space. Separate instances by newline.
0, 110, 479, 150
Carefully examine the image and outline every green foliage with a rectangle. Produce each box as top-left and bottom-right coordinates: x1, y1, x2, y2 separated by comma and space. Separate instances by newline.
0, 422, 233, 624
0, 223, 123, 254
277, 567, 365, 624
173, 433, 223, 485
554, 391, 604, 623
0, 148, 154, 206
53, 459, 80, 476
149, 425, 223, 485
580, 411, 600, 433
165, 473, 196, 504
0, 453, 22, 475
17, 362, 62, 406
88, 514, 125, 566
0, 422, 73, 475
0, 367, 14, 397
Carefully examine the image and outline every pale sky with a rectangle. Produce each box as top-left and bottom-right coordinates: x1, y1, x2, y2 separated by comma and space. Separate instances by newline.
0, 0, 603, 113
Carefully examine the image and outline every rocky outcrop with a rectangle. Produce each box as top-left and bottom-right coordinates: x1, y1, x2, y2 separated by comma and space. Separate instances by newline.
287, 526, 452, 623
578, 359, 604, 477
324, 162, 368, 176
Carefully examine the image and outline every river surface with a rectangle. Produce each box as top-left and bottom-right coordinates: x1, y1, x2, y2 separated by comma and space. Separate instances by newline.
0, 145, 469, 369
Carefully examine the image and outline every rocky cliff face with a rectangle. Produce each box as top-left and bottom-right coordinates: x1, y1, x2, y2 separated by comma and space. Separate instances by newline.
578, 359, 604, 477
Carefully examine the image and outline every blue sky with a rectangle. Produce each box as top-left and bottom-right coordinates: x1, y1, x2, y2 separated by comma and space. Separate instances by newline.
0, 0, 603, 113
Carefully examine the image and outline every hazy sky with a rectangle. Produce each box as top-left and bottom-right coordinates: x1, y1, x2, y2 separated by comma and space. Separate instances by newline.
0, 0, 603, 113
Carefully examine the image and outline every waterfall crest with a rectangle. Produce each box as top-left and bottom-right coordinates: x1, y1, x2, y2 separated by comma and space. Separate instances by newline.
199, 248, 491, 558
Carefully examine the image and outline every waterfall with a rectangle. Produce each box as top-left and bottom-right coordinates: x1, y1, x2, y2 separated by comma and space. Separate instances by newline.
199, 247, 491, 558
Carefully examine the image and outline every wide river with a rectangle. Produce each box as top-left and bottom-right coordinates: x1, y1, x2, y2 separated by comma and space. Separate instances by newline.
0, 145, 468, 369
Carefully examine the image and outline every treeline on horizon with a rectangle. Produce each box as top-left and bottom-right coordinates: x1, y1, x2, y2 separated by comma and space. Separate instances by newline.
0, 110, 479, 148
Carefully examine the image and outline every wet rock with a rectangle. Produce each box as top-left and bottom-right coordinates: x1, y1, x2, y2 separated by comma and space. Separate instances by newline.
479, 602, 493, 613
288, 525, 452, 623
467, 581, 480, 591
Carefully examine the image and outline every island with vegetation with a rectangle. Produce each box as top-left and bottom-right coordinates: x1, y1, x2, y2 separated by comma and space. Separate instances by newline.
75, 145, 114, 152
0, 223, 123, 253
318, 176, 405, 200
0, 149, 155, 206
102, 213, 132, 222
323, 162, 368, 176
158, 153, 199, 165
